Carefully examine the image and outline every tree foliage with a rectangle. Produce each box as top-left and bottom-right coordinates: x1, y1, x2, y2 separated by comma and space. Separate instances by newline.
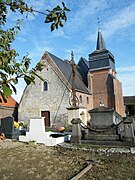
0, 0, 70, 102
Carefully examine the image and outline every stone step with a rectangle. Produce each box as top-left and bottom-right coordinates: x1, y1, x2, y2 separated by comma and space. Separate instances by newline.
87, 128, 117, 135
81, 140, 124, 146
85, 134, 119, 141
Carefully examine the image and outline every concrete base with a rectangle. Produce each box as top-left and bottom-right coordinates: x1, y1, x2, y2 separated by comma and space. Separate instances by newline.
19, 118, 71, 146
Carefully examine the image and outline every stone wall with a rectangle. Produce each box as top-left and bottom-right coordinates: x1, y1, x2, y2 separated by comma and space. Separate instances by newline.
19, 62, 71, 126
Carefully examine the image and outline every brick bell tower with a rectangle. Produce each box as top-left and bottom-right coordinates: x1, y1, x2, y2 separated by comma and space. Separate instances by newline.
88, 29, 125, 117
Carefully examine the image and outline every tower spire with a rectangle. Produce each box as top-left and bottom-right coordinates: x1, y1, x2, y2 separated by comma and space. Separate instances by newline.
96, 18, 106, 50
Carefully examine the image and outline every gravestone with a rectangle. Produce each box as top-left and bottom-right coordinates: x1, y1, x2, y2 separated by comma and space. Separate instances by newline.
123, 117, 135, 143
89, 106, 123, 129
19, 118, 71, 146
70, 118, 82, 143
0, 116, 20, 139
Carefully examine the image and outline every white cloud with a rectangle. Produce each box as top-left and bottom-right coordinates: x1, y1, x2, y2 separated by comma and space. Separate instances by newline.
88, 2, 135, 41
65, 45, 88, 61
104, 3, 135, 38
117, 65, 135, 96
50, 29, 70, 39
66, 0, 108, 32
16, 37, 27, 43
117, 66, 135, 72
12, 80, 26, 103
29, 46, 53, 60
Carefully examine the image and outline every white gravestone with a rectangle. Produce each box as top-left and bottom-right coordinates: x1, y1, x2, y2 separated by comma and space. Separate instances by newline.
19, 118, 71, 146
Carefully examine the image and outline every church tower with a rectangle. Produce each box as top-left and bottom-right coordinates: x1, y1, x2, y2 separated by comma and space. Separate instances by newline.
88, 29, 125, 117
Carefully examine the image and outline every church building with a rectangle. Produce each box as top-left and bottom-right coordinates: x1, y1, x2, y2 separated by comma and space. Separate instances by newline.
18, 30, 125, 127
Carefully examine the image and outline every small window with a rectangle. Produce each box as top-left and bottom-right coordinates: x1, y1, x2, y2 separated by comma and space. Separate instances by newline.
87, 97, 89, 104
79, 95, 82, 103
43, 81, 48, 91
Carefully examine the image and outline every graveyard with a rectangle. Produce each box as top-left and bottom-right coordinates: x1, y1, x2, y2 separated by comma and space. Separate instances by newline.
0, 109, 135, 179
0, 139, 135, 180
0, 115, 135, 179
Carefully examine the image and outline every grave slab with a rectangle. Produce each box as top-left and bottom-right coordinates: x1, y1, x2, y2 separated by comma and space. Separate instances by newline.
19, 118, 71, 146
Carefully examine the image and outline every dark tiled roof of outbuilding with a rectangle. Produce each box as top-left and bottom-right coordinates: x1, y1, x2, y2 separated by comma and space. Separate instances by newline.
47, 52, 91, 94
124, 96, 135, 104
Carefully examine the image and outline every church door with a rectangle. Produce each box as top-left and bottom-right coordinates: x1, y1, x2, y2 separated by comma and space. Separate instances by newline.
41, 111, 50, 127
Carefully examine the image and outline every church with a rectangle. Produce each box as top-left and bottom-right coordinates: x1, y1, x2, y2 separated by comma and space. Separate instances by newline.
18, 30, 125, 127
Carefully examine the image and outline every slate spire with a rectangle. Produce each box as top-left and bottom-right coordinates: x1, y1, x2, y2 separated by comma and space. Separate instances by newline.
96, 29, 106, 50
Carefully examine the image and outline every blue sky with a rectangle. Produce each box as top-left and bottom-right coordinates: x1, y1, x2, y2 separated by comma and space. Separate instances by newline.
7, 0, 135, 102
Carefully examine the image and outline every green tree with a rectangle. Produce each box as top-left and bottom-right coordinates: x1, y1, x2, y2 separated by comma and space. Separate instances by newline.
0, 0, 70, 102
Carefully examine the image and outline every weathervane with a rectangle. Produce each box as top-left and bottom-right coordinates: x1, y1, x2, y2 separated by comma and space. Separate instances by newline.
97, 17, 101, 30
69, 51, 79, 107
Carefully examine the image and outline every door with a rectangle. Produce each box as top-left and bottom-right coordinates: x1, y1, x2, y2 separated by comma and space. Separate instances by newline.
41, 111, 50, 127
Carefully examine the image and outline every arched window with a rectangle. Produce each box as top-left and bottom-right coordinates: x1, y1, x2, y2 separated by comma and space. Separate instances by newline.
79, 95, 82, 104
43, 81, 48, 91
87, 97, 89, 104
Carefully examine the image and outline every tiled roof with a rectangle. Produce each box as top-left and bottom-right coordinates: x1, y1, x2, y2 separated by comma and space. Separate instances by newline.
124, 96, 135, 104
47, 52, 91, 94
0, 96, 18, 108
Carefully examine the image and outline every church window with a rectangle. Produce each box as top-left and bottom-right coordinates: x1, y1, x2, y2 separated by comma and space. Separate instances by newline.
87, 97, 89, 104
43, 81, 48, 91
79, 95, 82, 104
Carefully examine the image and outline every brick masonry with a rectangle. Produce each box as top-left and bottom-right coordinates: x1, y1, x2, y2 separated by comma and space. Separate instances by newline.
89, 69, 125, 117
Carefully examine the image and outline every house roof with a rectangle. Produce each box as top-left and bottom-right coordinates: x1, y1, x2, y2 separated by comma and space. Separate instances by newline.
124, 96, 135, 105
47, 52, 91, 94
0, 96, 18, 108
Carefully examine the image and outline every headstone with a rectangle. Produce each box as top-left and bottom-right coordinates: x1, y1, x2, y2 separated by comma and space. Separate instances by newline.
19, 118, 71, 146
89, 106, 123, 129
123, 117, 135, 143
0, 116, 20, 139
70, 118, 82, 143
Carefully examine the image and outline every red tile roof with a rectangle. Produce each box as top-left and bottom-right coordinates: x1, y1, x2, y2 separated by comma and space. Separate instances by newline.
0, 96, 18, 108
